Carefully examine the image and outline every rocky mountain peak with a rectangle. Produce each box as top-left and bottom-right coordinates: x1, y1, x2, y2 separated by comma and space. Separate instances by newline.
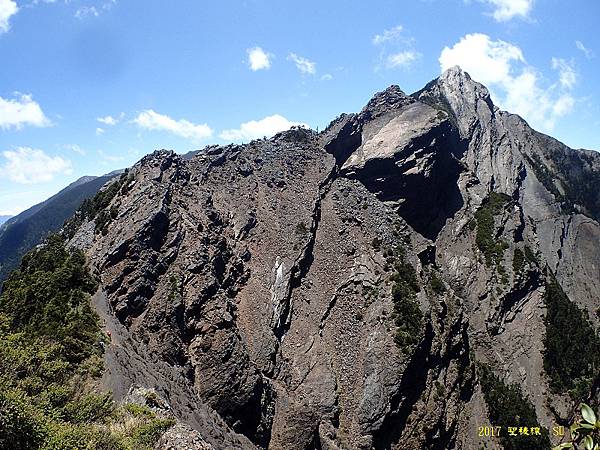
359, 84, 414, 121
58, 71, 600, 450
438, 65, 492, 103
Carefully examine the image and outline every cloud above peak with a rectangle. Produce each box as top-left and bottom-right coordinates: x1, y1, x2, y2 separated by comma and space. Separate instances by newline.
220, 114, 308, 142
133, 110, 213, 141
440, 33, 576, 131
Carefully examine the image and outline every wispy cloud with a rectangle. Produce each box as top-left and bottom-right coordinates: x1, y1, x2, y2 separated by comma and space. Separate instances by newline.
551, 58, 577, 89
385, 51, 420, 69
372, 24, 419, 71
75, 5, 99, 19
372, 25, 404, 45
64, 144, 86, 155
287, 53, 316, 75
97, 115, 119, 125
576, 40, 594, 59
74, 1, 116, 19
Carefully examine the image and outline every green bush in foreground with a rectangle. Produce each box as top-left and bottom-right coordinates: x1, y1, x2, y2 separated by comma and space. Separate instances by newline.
0, 235, 173, 449
554, 403, 600, 450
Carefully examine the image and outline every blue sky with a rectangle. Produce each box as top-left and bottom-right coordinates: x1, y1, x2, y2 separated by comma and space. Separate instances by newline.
0, 0, 598, 215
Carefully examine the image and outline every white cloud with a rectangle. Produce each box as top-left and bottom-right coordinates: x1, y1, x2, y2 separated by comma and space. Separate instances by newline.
133, 109, 213, 141
247, 47, 272, 71
0, 93, 51, 130
97, 115, 118, 125
287, 53, 316, 75
320, 73, 333, 81
440, 33, 524, 85
0, 0, 18, 34
372, 25, 403, 45
1, 147, 72, 184
576, 40, 594, 59
551, 58, 576, 89
96, 127, 105, 135
219, 114, 308, 142
474, 0, 534, 21
386, 51, 420, 69
440, 33, 576, 131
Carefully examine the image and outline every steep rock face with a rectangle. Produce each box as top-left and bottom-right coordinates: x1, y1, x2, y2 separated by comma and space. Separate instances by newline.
332, 86, 465, 240
69, 67, 600, 449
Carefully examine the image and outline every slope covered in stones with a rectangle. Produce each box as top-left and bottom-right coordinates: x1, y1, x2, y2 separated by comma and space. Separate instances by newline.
62, 67, 600, 450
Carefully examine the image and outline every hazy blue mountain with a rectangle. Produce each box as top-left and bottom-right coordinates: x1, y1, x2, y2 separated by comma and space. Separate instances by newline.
0, 172, 122, 285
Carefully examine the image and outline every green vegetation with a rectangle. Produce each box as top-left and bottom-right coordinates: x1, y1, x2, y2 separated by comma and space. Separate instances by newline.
553, 403, 600, 450
474, 192, 511, 268
543, 276, 600, 398
478, 363, 551, 450
524, 246, 538, 264
526, 150, 600, 221
389, 247, 423, 351
0, 175, 116, 285
64, 171, 132, 238
433, 380, 446, 400
429, 271, 446, 294
473, 192, 511, 284
513, 248, 525, 275
526, 154, 565, 207
362, 285, 380, 306
295, 221, 308, 236
0, 235, 173, 449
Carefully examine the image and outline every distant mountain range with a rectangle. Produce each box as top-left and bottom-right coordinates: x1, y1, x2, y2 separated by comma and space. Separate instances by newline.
0, 171, 122, 285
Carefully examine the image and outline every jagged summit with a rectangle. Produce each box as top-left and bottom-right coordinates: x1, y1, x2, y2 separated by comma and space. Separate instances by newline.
359, 84, 414, 121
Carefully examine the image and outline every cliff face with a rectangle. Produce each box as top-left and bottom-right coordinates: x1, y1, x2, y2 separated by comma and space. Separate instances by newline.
69, 67, 600, 449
